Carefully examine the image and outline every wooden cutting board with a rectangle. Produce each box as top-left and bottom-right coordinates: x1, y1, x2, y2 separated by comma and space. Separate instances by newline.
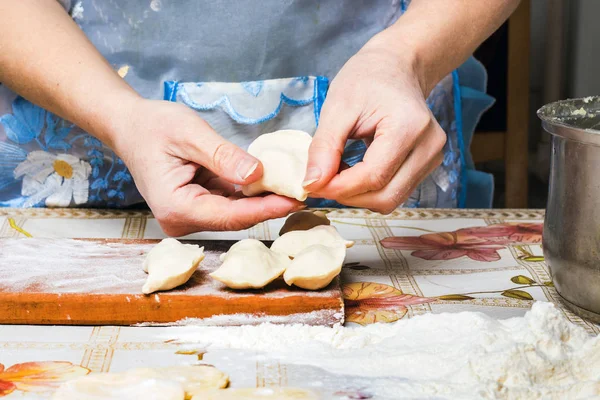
0, 238, 344, 326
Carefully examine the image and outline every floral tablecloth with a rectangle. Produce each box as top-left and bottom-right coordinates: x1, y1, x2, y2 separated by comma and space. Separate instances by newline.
0, 207, 597, 398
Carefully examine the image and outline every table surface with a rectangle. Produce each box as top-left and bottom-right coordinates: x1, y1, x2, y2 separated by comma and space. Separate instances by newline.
0, 207, 597, 398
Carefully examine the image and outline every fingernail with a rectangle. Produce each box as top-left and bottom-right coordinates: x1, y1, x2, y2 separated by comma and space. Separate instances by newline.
237, 159, 259, 181
295, 204, 307, 211
302, 167, 321, 187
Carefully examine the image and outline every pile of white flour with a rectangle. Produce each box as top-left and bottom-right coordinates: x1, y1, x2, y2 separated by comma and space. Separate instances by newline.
166, 302, 600, 399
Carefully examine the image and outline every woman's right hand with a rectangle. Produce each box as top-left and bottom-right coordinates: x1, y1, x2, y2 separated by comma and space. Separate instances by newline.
113, 98, 303, 236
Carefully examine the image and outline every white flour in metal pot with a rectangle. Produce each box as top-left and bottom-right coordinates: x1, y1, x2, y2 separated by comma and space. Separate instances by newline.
166, 302, 600, 399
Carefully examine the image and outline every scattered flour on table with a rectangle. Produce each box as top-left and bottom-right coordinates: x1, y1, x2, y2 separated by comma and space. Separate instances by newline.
136, 310, 343, 327
165, 302, 600, 399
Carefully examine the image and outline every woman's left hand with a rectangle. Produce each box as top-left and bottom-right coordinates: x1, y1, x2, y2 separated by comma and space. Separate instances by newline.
303, 36, 447, 214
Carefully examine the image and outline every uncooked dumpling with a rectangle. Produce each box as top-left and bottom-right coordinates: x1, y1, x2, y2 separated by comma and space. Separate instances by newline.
210, 239, 290, 289
192, 387, 319, 399
279, 210, 330, 236
283, 244, 346, 290
52, 373, 184, 400
142, 238, 205, 294
241, 130, 312, 201
127, 365, 229, 397
271, 225, 354, 258
53, 365, 228, 400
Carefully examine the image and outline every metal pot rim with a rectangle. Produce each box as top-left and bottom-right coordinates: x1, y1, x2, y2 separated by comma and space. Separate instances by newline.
538, 96, 600, 145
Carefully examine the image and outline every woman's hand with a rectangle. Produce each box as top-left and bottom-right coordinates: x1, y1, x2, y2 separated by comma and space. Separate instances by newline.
303, 37, 447, 214
303, 0, 522, 214
114, 99, 303, 236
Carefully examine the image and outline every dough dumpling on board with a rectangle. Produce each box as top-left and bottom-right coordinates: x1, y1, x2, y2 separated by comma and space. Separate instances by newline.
210, 239, 290, 289
142, 238, 205, 294
241, 130, 312, 201
52, 372, 184, 400
283, 244, 346, 290
271, 225, 354, 258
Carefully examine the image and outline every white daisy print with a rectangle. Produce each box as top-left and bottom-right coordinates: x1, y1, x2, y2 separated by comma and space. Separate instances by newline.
14, 151, 92, 207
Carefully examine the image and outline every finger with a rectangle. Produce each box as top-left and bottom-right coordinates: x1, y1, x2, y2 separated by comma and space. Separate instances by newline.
339, 161, 351, 172
302, 94, 357, 190
336, 126, 446, 214
311, 123, 414, 199
156, 184, 304, 236
340, 152, 442, 214
192, 167, 218, 186
179, 116, 263, 185
196, 176, 236, 196
313, 111, 433, 200
208, 189, 228, 196
203, 195, 305, 231
229, 190, 245, 199
196, 195, 305, 233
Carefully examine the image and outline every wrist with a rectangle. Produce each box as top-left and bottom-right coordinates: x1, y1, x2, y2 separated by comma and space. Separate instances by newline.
365, 25, 436, 97
85, 90, 142, 158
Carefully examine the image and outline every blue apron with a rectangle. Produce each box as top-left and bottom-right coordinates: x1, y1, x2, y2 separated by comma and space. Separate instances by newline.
0, 0, 494, 209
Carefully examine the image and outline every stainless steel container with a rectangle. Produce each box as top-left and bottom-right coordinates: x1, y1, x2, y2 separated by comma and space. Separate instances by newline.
538, 96, 600, 323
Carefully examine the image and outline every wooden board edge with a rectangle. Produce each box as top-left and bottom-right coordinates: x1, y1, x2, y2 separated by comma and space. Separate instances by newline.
0, 292, 344, 327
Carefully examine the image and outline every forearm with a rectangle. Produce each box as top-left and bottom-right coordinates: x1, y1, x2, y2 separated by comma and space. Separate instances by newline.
373, 0, 521, 95
0, 0, 140, 150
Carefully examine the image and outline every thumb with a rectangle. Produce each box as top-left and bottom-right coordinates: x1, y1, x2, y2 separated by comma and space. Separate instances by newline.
303, 99, 356, 191
185, 120, 262, 185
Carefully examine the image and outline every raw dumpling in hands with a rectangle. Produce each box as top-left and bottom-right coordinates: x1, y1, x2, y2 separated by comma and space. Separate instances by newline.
142, 238, 205, 294
271, 225, 354, 258
210, 239, 290, 289
283, 243, 346, 290
241, 130, 312, 201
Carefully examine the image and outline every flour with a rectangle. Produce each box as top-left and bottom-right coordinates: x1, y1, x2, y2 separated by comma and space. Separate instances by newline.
0, 238, 343, 326
0, 238, 338, 298
136, 310, 344, 327
71, 1, 84, 19
166, 302, 600, 399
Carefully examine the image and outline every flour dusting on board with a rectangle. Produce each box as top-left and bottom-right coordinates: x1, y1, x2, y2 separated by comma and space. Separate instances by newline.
0, 239, 150, 293
137, 309, 344, 327
166, 302, 600, 399
0, 238, 337, 298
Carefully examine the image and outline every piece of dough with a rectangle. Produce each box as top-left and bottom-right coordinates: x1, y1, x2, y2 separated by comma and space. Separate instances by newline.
127, 365, 229, 398
283, 244, 346, 290
279, 210, 330, 236
210, 239, 290, 289
241, 130, 312, 201
52, 373, 184, 400
142, 238, 205, 294
271, 225, 354, 258
192, 387, 319, 400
